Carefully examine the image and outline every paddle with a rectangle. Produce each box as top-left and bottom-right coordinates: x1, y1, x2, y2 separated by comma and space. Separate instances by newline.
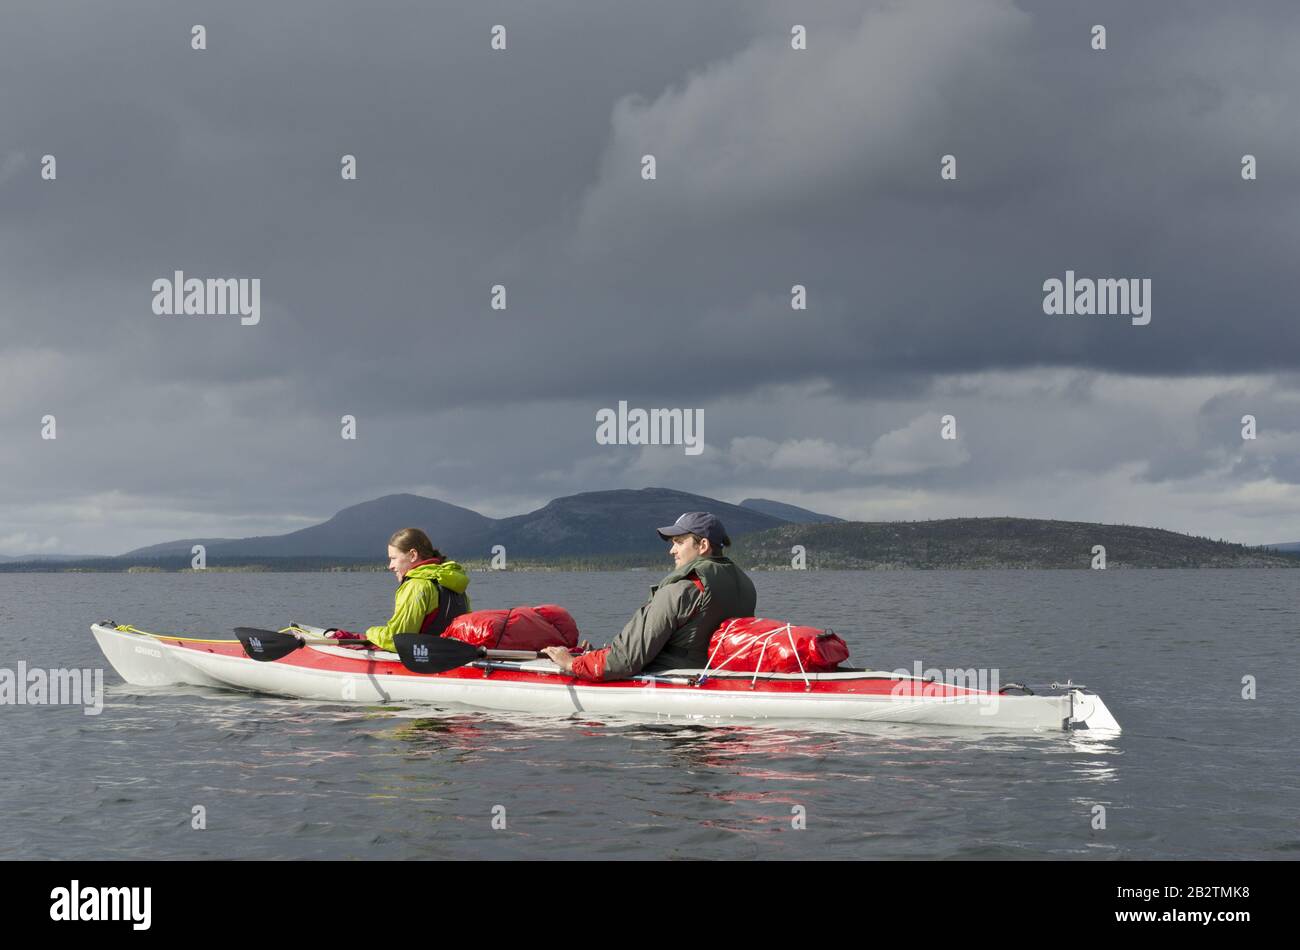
232, 626, 370, 659
392, 633, 544, 674
233, 627, 308, 661
234, 625, 541, 670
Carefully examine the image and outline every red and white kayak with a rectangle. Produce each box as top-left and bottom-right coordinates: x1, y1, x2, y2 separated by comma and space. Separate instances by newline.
90, 622, 1121, 733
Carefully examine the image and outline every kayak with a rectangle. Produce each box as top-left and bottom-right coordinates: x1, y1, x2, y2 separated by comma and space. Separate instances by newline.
90, 622, 1121, 733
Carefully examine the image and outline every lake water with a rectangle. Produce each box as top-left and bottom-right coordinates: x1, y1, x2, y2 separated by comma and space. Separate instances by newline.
1, 569, 1296, 859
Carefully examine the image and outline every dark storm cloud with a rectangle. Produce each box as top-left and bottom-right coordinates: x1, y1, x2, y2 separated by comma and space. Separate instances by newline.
1, 0, 1298, 551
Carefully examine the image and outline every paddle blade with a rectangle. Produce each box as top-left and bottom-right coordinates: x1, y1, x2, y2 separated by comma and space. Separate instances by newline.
393, 634, 482, 674
233, 627, 304, 662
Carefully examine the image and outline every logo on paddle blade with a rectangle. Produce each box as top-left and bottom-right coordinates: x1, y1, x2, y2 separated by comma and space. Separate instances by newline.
249, 636, 263, 653
413, 643, 429, 662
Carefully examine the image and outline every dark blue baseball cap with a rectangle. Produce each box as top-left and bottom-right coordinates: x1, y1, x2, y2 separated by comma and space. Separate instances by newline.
657, 512, 731, 548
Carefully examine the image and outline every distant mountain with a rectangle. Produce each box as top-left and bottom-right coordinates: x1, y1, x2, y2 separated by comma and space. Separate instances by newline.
740, 498, 843, 524
122, 494, 493, 559
0, 553, 100, 562
117, 488, 784, 562
9, 494, 1293, 572
1263, 541, 1300, 553
485, 488, 787, 557
117, 537, 237, 559
730, 518, 1298, 569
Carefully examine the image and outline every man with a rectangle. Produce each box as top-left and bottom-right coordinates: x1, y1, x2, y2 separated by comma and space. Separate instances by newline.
542, 512, 756, 680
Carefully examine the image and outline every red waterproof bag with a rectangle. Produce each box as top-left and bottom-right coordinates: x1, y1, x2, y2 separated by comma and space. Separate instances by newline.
442, 605, 580, 651
706, 617, 849, 673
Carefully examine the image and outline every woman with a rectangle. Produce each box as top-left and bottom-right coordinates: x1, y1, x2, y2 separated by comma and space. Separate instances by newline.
325, 527, 471, 651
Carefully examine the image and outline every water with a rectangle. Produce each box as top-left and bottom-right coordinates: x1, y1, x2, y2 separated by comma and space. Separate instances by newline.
1, 569, 1296, 859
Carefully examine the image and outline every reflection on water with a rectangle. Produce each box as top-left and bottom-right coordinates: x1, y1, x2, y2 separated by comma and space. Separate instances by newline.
100, 678, 1128, 810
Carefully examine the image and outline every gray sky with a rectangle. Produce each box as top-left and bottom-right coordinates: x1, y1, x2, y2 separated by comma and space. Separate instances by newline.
3, 0, 1299, 555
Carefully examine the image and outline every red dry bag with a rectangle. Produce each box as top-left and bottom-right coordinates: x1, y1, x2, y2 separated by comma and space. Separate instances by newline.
442, 605, 580, 651
706, 617, 848, 673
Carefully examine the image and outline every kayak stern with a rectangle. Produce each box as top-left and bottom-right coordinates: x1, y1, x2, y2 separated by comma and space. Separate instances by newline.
1069, 689, 1122, 733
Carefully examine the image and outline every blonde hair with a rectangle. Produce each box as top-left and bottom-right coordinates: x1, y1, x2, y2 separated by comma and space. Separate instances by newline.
388, 527, 442, 561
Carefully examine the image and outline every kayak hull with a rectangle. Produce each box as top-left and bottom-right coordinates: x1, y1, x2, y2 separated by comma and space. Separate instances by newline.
90, 624, 1121, 733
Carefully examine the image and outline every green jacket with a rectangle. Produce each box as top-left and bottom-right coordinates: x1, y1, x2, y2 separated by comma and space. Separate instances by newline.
604, 555, 757, 678
364, 560, 471, 652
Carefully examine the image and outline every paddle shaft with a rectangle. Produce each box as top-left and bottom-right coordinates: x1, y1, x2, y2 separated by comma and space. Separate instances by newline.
290, 624, 540, 661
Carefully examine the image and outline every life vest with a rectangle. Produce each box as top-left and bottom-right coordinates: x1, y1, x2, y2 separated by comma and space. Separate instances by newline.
419, 581, 470, 635
402, 558, 470, 635
647, 555, 758, 671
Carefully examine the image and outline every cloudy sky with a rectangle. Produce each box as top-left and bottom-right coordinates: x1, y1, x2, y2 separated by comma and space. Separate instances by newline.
3, 0, 1299, 555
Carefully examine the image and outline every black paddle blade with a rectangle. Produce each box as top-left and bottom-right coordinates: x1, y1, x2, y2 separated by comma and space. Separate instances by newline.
233, 627, 304, 662
393, 634, 482, 674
